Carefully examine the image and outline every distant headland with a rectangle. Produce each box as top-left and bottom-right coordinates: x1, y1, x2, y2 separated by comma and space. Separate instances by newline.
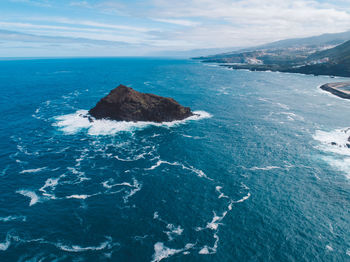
195, 31, 350, 78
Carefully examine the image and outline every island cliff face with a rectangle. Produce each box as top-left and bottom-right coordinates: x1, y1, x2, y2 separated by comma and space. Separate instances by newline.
89, 85, 193, 122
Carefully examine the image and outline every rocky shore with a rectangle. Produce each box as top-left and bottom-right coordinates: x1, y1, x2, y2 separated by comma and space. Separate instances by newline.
320, 82, 350, 99
89, 85, 193, 122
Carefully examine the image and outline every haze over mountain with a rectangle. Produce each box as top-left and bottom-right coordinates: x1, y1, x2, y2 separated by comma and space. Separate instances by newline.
197, 30, 350, 77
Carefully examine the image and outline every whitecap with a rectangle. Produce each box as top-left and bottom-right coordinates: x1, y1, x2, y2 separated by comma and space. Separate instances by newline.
16, 145, 39, 156
102, 178, 141, 201
123, 179, 142, 203
67, 167, 90, 184
201, 199, 236, 232
54, 110, 212, 136
198, 233, 219, 255
320, 156, 350, 179
313, 128, 350, 178
55, 236, 112, 252
313, 128, 350, 156
276, 103, 290, 110
20, 167, 47, 174
1, 165, 9, 176
326, 245, 334, 251
206, 213, 222, 230
153, 212, 159, 220
215, 186, 229, 199
114, 153, 146, 162
102, 179, 134, 189
0, 234, 11, 251
151, 242, 194, 262
249, 166, 280, 171
198, 247, 209, 254
0, 215, 26, 222
235, 192, 251, 203
145, 160, 212, 180
16, 190, 40, 206
241, 182, 250, 190
39, 177, 60, 196
164, 224, 184, 241
66, 194, 90, 200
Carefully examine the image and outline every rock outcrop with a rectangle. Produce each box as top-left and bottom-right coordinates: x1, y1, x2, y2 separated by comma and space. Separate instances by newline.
89, 85, 193, 122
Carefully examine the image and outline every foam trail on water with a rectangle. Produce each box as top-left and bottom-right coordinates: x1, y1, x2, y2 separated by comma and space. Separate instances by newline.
66, 195, 90, 200
39, 177, 60, 199
145, 160, 212, 180
55, 236, 113, 252
0, 215, 26, 222
313, 128, 350, 156
235, 192, 251, 203
54, 110, 212, 135
123, 179, 142, 203
20, 167, 47, 174
165, 224, 184, 241
199, 233, 219, 255
16, 190, 40, 206
0, 234, 11, 251
215, 186, 229, 199
114, 153, 146, 162
313, 128, 350, 178
151, 242, 194, 262
1, 165, 9, 176
249, 166, 281, 171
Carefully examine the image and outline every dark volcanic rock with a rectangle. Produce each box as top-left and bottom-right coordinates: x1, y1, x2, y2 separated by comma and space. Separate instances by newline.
89, 85, 193, 122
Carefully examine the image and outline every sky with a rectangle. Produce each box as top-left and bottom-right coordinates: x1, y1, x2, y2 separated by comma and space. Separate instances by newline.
1, 0, 350, 57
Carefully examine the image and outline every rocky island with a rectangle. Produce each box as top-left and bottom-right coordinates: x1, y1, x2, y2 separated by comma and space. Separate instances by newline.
89, 84, 193, 122
320, 82, 350, 99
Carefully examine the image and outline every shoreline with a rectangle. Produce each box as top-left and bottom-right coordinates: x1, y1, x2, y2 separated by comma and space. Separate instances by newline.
319, 82, 350, 99
197, 59, 350, 78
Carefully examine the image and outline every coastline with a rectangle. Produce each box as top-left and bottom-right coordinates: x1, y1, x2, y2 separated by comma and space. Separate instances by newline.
196, 59, 350, 78
319, 82, 350, 99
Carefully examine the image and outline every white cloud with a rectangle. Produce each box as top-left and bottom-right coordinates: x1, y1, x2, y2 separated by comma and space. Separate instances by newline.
3, 0, 350, 54
146, 0, 350, 48
152, 18, 200, 27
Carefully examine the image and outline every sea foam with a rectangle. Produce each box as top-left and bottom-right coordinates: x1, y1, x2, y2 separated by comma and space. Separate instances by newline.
313, 128, 350, 178
55, 236, 113, 252
16, 190, 40, 206
0, 215, 26, 222
313, 128, 350, 156
151, 242, 194, 262
0, 234, 11, 251
54, 110, 212, 135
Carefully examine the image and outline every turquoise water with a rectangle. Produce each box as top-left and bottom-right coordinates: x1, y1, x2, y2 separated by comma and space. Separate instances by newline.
0, 58, 349, 261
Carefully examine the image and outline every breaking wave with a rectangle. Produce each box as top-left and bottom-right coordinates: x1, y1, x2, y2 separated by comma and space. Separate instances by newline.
16, 190, 40, 206
313, 128, 350, 178
55, 236, 114, 252
54, 110, 212, 135
151, 242, 194, 262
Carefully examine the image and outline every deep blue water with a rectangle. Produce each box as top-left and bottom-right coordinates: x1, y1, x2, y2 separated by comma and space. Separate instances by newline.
0, 58, 349, 262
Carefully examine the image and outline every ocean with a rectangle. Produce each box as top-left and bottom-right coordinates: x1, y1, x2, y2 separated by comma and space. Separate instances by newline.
0, 58, 349, 261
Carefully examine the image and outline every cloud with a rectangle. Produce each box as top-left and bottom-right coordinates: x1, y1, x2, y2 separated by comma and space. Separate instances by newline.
2, 0, 350, 55
10, 0, 51, 7
151, 18, 200, 27
144, 0, 350, 48
0, 29, 135, 46
70, 0, 350, 49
